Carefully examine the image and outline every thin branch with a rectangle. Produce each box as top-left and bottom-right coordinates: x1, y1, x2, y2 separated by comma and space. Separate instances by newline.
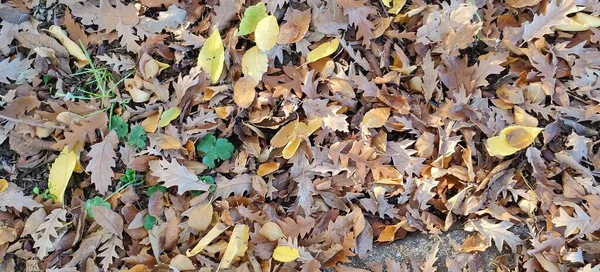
0, 114, 65, 129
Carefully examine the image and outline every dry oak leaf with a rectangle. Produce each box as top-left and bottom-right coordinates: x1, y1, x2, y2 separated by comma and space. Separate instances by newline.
86, 130, 119, 194
150, 159, 210, 195
277, 216, 315, 239
0, 182, 42, 212
91, 206, 123, 237
360, 107, 390, 135
521, 0, 578, 42
464, 218, 523, 252
33, 208, 67, 258
70, 0, 139, 33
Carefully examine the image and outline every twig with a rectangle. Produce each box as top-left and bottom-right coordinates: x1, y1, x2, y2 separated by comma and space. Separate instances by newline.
0, 114, 65, 129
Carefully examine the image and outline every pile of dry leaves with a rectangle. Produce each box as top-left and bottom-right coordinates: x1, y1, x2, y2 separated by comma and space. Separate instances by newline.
1, 0, 600, 270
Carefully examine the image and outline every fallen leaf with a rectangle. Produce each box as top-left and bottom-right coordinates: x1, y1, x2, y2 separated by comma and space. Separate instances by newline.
220, 224, 249, 268
48, 147, 78, 204
238, 3, 267, 36
158, 107, 181, 128
306, 38, 340, 64
273, 246, 300, 262
259, 222, 284, 241
255, 15, 279, 51
486, 126, 543, 156
198, 28, 225, 84
242, 46, 269, 81
186, 223, 229, 257
360, 107, 390, 135
233, 76, 258, 109
85, 130, 119, 194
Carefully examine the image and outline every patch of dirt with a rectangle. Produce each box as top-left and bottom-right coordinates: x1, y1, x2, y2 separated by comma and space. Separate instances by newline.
345, 224, 528, 271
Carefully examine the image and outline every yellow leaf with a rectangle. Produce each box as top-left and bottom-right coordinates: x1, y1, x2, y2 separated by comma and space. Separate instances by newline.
272, 246, 300, 262
186, 223, 228, 257
48, 147, 77, 203
47, 25, 89, 66
198, 29, 225, 84
257, 162, 280, 176
0, 179, 8, 193
282, 137, 302, 159
306, 39, 340, 64
486, 126, 543, 157
270, 119, 299, 148
242, 46, 269, 81
220, 224, 249, 269
158, 107, 181, 128
360, 107, 391, 135
233, 76, 258, 109
142, 113, 160, 133
259, 221, 284, 241
254, 15, 279, 51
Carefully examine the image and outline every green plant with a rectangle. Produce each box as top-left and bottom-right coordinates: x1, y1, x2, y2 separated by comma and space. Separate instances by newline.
33, 186, 55, 200
196, 134, 234, 169
199, 176, 216, 194
110, 115, 128, 139
144, 214, 157, 230
147, 184, 167, 196
86, 169, 142, 218
128, 125, 147, 149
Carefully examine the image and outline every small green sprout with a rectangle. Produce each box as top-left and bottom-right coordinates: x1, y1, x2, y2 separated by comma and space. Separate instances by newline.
196, 134, 234, 169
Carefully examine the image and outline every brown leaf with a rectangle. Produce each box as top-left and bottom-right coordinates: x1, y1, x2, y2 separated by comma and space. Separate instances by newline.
233, 76, 257, 109
91, 206, 124, 237
86, 130, 119, 194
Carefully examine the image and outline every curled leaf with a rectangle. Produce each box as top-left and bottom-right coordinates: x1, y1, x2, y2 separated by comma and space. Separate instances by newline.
186, 223, 228, 257
486, 126, 543, 157
259, 221, 284, 241
47, 25, 89, 66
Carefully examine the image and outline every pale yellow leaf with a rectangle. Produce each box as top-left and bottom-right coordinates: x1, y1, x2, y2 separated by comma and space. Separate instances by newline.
188, 203, 213, 232
242, 46, 268, 81
158, 107, 181, 128
233, 76, 258, 109
259, 221, 284, 241
272, 246, 300, 262
306, 39, 340, 64
47, 25, 88, 66
254, 15, 279, 51
360, 107, 391, 135
186, 223, 228, 257
197, 28, 225, 84
220, 224, 249, 269
48, 147, 77, 203
486, 126, 543, 157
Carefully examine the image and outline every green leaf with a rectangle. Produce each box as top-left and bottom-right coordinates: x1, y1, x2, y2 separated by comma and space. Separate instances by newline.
128, 125, 147, 149
85, 196, 111, 218
110, 115, 128, 139
120, 169, 137, 183
196, 134, 235, 169
238, 3, 268, 36
199, 176, 216, 193
158, 107, 182, 128
144, 214, 157, 231
147, 184, 167, 196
